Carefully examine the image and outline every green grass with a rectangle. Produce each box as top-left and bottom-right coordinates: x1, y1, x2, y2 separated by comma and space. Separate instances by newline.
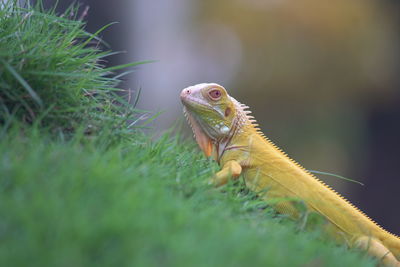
0, 1, 149, 137
0, 128, 375, 267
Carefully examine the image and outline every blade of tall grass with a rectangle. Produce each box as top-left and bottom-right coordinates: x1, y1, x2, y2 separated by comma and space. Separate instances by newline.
308, 170, 364, 186
1, 59, 43, 107
82, 22, 119, 47
104, 60, 156, 71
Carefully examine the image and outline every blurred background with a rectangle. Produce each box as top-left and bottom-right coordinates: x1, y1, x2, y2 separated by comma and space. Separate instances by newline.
41, 0, 400, 234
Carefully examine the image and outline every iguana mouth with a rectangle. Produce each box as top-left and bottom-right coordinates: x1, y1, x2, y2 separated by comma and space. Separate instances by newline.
180, 93, 213, 113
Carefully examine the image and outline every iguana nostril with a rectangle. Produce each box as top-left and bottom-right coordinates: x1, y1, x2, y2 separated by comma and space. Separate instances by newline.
180, 88, 191, 101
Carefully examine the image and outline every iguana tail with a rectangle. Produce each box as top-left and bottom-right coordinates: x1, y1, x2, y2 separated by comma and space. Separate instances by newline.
355, 234, 400, 267
384, 234, 400, 262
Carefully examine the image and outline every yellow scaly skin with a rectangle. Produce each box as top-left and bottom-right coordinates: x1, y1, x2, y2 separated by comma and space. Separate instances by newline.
180, 83, 400, 267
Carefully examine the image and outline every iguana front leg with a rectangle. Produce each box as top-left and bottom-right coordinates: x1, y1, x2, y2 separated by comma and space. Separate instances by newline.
209, 160, 242, 187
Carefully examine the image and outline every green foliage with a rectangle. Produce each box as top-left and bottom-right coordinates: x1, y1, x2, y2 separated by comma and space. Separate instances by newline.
0, 128, 376, 267
0, 1, 148, 137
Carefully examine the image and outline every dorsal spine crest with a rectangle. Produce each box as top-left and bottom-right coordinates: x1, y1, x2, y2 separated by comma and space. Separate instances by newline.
230, 97, 398, 239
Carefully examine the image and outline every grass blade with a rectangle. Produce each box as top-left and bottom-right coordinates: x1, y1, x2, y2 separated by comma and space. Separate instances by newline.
308, 170, 364, 186
1, 59, 43, 107
132, 87, 141, 108
82, 22, 119, 47
104, 60, 156, 72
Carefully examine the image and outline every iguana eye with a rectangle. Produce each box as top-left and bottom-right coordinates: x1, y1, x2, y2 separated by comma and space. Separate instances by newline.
208, 89, 222, 100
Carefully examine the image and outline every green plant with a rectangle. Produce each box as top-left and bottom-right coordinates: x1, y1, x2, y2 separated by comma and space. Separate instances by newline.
0, 128, 376, 267
0, 1, 149, 140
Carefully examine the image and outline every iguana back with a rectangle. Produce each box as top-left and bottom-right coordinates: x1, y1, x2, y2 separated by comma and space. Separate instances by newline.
240, 129, 399, 256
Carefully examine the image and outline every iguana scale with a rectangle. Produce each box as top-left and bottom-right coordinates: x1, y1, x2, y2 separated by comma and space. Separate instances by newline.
180, 83, 400, 267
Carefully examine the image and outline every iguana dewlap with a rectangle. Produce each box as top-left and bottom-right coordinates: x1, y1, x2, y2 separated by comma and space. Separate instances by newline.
180, 83, 400, 267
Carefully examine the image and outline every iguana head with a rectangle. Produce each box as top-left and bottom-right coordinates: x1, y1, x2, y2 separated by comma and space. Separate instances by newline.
180, 83, 238, 157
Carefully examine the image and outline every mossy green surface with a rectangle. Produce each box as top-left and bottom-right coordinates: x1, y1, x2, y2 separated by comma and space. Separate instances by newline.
0, 130, 375, 267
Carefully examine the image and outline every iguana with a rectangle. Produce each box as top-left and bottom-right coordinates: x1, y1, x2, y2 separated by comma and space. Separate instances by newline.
180, 83, 400, 267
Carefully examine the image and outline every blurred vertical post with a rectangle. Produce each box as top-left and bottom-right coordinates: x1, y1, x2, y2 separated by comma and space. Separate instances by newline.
128, 0, 243, 130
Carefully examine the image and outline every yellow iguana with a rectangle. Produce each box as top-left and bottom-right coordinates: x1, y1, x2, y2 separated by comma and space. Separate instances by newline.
180, 83, 400, 267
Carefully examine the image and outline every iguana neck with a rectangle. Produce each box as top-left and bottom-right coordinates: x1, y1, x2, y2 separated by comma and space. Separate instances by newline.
214, 97, 255, 162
